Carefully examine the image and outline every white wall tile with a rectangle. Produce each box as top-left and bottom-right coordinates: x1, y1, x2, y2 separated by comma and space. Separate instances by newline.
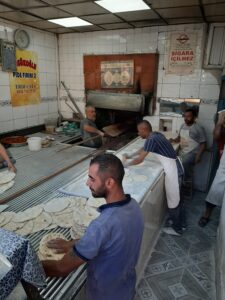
0, 86, 11, 100
179, 84, 200, 98
13, 106, 27, 119
161, 83, 180, 97
0, 72, 10, 85
199, 84, 220, 100
26, 105, 38, 117
27, 116, 39, 127
14, 118, 27, 130
38, 102, 49, 115
0, 106, 13, 121
0, 120, 14, 133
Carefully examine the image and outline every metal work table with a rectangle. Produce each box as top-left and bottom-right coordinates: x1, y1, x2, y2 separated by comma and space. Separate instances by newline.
1, 135, 172, 299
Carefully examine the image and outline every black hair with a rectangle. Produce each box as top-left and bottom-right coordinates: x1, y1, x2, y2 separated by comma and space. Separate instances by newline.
137, 120, 152, 131
184, 108, 196, 117
90, 153, 124, 185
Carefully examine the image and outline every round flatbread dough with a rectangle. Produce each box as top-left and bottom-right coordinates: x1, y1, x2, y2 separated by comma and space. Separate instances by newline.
32, 212, 52, 233
39, 233, 67, 261
14, 206, 43, 223
15, 220, 33, 236
3, 221, 24, 232
43, 198, 70, 213
0, 170, 16, 185
53, 213, 73, 228
0, 211, 16, 226
0, 180, 15, 194
87, 197, 105, 208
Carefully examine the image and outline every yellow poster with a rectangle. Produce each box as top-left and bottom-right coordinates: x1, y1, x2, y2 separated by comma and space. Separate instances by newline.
10, 50, 40, 106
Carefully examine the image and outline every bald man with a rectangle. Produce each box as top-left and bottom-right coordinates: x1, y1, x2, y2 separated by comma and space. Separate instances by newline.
80, 105, 104, 148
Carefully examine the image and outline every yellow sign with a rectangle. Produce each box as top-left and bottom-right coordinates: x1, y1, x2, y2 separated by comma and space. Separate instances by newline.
10, 50, 40, 106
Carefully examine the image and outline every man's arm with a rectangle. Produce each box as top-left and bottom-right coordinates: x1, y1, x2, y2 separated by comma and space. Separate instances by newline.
169, 136, 180, 143
213, 112, 225, 141
195, 142, 206, 164
0, 143, 17, 173
123, 149, 149, 167
42, 248, 85, 277
83, 124, 104, 137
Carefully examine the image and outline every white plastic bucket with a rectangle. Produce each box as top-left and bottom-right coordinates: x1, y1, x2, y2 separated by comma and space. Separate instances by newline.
27, 137, 42, 151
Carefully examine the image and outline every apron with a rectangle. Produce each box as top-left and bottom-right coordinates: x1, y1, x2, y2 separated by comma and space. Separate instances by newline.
179, 127, 199, 155
154, 153, 180, 209
206, 145, 225, 207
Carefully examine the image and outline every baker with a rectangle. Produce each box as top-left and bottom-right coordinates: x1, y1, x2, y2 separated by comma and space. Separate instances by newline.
80, 105, 105, 148
0, 143, 16, 173
42, 153, 144, 300
170, 108, 206, 183
123, 120, 184, 236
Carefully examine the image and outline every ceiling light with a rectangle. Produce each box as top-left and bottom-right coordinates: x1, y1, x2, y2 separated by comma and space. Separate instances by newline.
95, 0, 150, 13
48, 17, 92, 27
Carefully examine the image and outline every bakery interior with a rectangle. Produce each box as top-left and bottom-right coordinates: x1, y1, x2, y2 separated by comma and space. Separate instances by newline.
0, 0, 225, 299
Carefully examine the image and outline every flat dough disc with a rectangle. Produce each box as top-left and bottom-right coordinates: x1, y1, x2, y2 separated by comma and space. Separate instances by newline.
53, 213, 73, 228
39, 233, 67, 261
0, 211, 16, 226
15, 220, 33, 236
3, 221, 24, 232
43, 198, 70, 213
0, 170, 16, 185
0, 180, 15, 194
87, 197, 105, 208
14, 206, 43, 223
32, 212, 52, 233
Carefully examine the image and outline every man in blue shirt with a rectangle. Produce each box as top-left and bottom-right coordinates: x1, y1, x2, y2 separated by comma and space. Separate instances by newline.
42, 154, 144, 300
123, 120, 184, 236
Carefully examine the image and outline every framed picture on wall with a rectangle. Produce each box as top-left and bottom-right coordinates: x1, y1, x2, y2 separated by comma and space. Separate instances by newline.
101, 60, 134, 88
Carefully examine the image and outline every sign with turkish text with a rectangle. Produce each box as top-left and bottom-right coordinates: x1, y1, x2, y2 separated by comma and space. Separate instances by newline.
10, 50, 40, 106
167, 32, 197, 75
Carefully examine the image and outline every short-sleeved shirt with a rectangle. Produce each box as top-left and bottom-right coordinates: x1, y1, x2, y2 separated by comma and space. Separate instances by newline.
144, 132, 177, 159
144, 132, 184, 176
80, 118, 102, 148
74, 195, 144, 300
179, 123, 206, 145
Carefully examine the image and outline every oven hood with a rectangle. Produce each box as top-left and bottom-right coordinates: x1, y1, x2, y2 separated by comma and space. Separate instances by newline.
86, 91, 145, 113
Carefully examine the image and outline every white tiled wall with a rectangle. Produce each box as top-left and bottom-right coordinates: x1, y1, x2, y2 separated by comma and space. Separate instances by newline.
0, 18, 59, 134
58, 23, 222, 147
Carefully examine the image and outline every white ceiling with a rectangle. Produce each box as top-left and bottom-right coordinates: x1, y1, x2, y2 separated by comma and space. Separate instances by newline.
0, 0, 224, 33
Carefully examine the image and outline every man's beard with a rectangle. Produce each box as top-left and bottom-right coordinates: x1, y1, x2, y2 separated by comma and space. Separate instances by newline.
91, 186, 107, 198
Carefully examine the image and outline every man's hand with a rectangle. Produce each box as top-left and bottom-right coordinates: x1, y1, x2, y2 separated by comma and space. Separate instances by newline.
8, 162, 17, 173
98, 130, 105, 137
47, 239, 76, 254
218, 112, 225, 125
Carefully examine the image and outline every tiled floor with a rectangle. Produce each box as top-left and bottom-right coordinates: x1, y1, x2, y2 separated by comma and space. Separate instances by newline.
136, 191, 219, 300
